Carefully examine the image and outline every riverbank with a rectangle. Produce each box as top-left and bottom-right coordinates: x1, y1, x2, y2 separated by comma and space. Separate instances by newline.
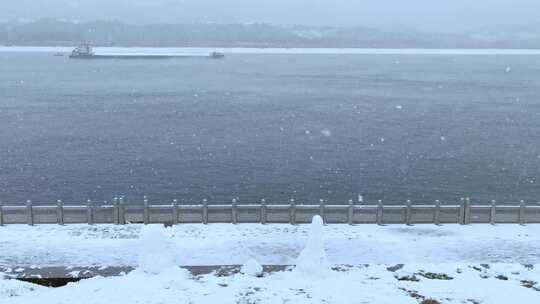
1, 224, 539, 303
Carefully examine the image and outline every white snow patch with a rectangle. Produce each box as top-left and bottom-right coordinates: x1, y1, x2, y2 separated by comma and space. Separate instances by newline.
68, 271, 81, 278
0, 278, 46, 299
2, 224, 540, 267
2, 263, 540, 304
295, 215, 331, 277
2, 224, 540, 303
241, 259, 263, 277
137, 225, 176, 275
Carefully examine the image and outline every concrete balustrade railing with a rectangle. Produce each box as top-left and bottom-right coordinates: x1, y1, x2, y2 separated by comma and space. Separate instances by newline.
0, 197, 539, 225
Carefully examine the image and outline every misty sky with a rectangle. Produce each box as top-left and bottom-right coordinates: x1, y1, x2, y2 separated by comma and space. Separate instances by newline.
1, 0, 539, 32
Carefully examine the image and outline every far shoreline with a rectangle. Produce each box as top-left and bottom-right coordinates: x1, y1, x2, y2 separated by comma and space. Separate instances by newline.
2, 46, 540, 56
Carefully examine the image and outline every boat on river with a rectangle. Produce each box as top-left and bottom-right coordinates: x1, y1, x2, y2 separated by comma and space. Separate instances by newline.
69, 44, 224, 59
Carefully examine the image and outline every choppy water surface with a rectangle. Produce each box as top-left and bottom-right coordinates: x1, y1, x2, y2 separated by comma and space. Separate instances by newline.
1, 51, 540, 204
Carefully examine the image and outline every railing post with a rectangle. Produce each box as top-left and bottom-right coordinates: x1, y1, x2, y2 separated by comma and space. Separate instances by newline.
459, 198, 465, 225
86, 199, 94, 225
260, 199, 267, 225
143, 196, 149, 225
121, 197, 127, 224
519, 200, 526, 225
232, 198, 238, 224
118, 197, 126, 225
434, 200, 441, 225
347, 199, 354, 225
465, 197, 471, 225
289, 199, 296, 225
490, 200, 497, 225
172, 199, 179, 225
113, 197, 119, 225
56, 200, 64, 225
405, 199, 412, 226
0, 202, 4, 226
319, 199, 325, 224
202, 199, 208, 225
376, 200, 383, 225
26, 200, 34, 226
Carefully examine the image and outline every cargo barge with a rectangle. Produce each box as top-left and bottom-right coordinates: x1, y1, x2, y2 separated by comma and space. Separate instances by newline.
69, 44, 224, 59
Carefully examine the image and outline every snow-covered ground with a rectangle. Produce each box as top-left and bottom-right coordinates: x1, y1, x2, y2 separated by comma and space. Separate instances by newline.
1, 224, 539, 267
1, 222, 539, 303
3, 262, 539, 304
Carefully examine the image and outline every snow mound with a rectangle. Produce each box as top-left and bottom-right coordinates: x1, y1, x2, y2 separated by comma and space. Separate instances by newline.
137, 225, 176, 275
294, 215, 330, 277
241, 259, 263, 277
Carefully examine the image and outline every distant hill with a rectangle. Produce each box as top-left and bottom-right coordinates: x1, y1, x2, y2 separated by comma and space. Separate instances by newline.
1, 19, 539, 48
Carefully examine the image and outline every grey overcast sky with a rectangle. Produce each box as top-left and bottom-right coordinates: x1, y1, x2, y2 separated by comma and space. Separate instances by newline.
1, 0, 539, 32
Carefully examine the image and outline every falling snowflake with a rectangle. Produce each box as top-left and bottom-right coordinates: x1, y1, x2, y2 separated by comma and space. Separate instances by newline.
321, 129, 332, 137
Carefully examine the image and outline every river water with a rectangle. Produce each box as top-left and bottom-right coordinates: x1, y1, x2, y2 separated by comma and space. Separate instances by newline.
1, 49, 540, 205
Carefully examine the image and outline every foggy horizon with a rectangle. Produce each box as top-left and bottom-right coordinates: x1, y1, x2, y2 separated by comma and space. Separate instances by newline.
1, 0, 540, 33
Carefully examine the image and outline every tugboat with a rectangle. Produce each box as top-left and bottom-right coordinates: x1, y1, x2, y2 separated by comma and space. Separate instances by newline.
69, 43, 95, 58
69, 43, 225, 59
209, 51, 225, 59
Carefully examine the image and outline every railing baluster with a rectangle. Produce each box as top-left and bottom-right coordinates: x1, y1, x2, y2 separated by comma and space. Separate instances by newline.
26, 200, 34, 226
56, 200, 64, 225
319, 199, 325, 224
459, 198, 465, 225
117, 197, 125, 225
113, 197, 119, 225
289, 199, 296, 225
202, 199, 208, 225
434, 200, 441, 225
260, 199, 267, 225
376, 200, 383, 225
490, 200, 497, 225
143, 196, 149, 225
519, 200, 526, 225
405, 199, 412, 225
120, 197, 127, 224
465, 197, 471, 225
232, 198, 238, 224
172, 199, 179, 225
0, 202, 4, 226
86, 199, 94, 225
347, 199, 354, 225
